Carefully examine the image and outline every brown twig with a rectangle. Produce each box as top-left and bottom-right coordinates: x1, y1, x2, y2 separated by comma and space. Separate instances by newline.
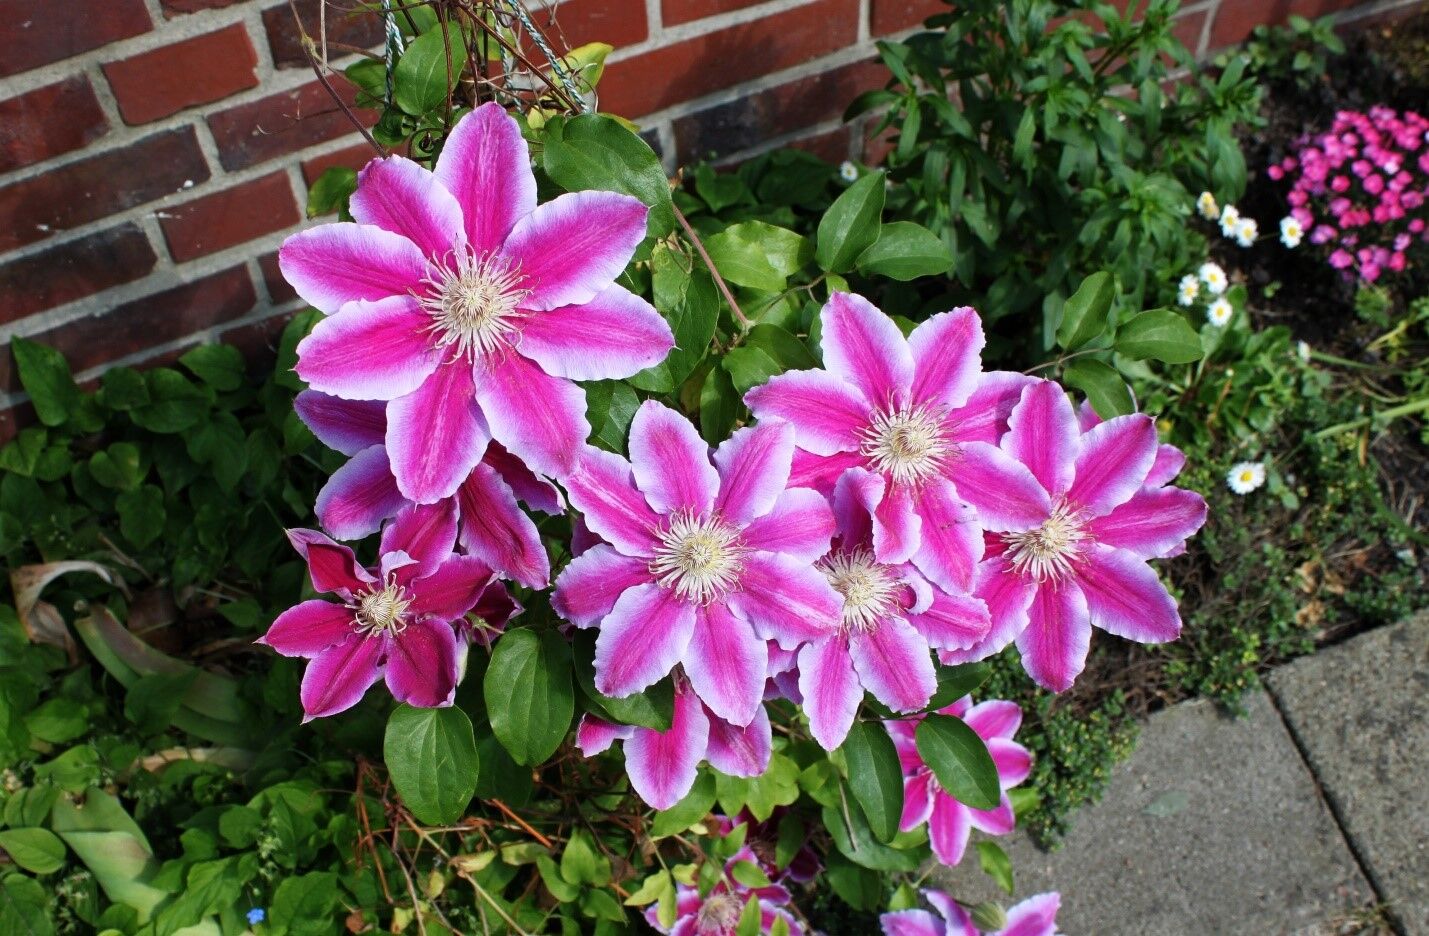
489, 798, 554, 849
674, 203, 751, 330
288, 0, 388, 156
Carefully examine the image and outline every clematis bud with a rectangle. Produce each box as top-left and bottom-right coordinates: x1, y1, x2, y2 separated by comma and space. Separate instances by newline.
970, 901, 1008, 930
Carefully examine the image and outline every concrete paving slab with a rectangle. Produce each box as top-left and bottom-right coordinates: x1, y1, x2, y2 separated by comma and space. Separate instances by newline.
930, 691, 1375, 935
1268, 612, 1429, 934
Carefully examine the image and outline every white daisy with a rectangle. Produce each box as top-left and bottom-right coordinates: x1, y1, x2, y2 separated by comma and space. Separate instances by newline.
1279, 216, 1303, 248
1177, 274, 1200, 306
1198, 262, 1228, 295
1206, 297, 1234, 327
1234, 217, 1259, 247
838, 161, 859, 183
1197, 191, 1219, 221
1226, 461, 1266, 495
1296, 340, 1311, 362
1219, 204, 1241, 237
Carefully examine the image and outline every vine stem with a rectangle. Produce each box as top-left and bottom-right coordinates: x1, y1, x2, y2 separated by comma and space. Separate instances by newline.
1312, 395, 1429, 439
288, 0, 387, 157
674, 203, 751, 331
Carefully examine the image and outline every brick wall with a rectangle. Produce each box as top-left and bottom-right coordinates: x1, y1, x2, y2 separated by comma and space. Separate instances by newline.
0, 0, 1421, 435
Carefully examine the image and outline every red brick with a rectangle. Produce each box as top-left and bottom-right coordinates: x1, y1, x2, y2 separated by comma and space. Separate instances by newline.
1209, 0, 1360, 51
1171, 7, 1207, 55
600, 0, 861, 118
258, 251, 299, 304
0, 0, 151, 78
220, 308, 300, 365
160, 173, 301, 263
0, 77, 109, 173
301, 141, 378, 185
673, 59, 886, 163
533, 0, 649, 48
662, 0, 765, 28
208, 79, 378, 171
265, 0, 385, 68
870, 0, 947, 35
0, 224, 157, 324
787, 125, 851, 163
0, 267, 257, 394
103, 24, 260, 125
162, 0, 245, 14
0, 128, 210, 253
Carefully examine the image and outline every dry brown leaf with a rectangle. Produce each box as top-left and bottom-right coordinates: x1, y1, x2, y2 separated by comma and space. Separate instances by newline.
10, 560, 126, 659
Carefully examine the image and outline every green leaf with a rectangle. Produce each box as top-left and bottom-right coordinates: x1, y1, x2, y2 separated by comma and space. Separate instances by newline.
393, 25, 469, 115
821, 791, 923, 872
560, 828, 611, 887
0, 828, 67, 874
722, 324, 817, 395
698, 365, 740, 446
89, 442, 145, 490
307, 166, 358, 218
485, 629, 575, 766
1063, 359, 1134, 418
729, 860, 770, 888
131, 369, 210, 433
25, 699, 89, 745
179, 344, 245, 392
705, 222, 811, 292
839, 721, 903, 843
1115, 309, 1204, 363
1055, 272, 1115, 351
623, 869, 672, 906
536, 854, 580, 902
542, 114, 676, 238
99, 367, 149, 410
855, 221, 952, 280
925, 662, 992, 712
116, 485, 166, 550
915, 714, 1001, 811
976, 840, 1014, 895
649, 772, 716, 837
742, 752, 800, 822
124, 670, 198, 736
823, 851, 882, 911
629, 245, 718, 394
736, 895, 762, 936
586, 380, 640, 452
573, 631, 673, 731
271, 871, 340, 936
383, 704, 480, 825
816, 171, 886, 273
11, 337, 80, 427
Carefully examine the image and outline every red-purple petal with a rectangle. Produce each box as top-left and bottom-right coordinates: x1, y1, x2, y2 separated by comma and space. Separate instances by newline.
433, 102, 537, 254
624, 683, 709, 810
629, 401, 718, 515
474, 352, 588, 479
1076, 545, 1181, 644
387, 362, 490, 504
315, 446, 406, 541
409, 555, 496, 621
820, 292, 914, 406
1066, 413, 1158, 516
299, 635, 384, 720
295, 297, 441, 401
928, 794, 972, 866
517, 285, 673, 381
385, 619, 460, 708
905, 590, 990, 652
278, 222, 429, 314
1014, 581, 1091, 692
261, 600, 355, 657
713, 421, 794, 525
500, 191, 648, 311
727, 553, 843, 650
1004, 380, 1080, 496
797, 635, 861, 751
849, 617, 937, 713
295, 391, 387, 456
380, 501, 458, 577
911, 479, 983, 594
949, 370, 1037, 445
703, 704, 772, 777
563, 446, 663, 557
350, 155, 465, 259
683, 603, 767, 727
288, 529, 373, 595
948, 442, 1052, 533
593, 583, 696, 698
744, 369, 871, 456
1090, 486, 1207, 559
455, 462, 551, 589
552, 545, 653, 628
739, 488, 836, 564
908, 306, 984, 411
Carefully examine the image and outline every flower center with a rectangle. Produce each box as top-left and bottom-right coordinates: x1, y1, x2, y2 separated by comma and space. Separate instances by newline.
859, 404, 951, 486
417, 252, 529, 361
1001, 504, 1089, 583
353, 582, 413, 638
649, 511, 745, 604
695, 893, 744, 935
819, 548, 901, 633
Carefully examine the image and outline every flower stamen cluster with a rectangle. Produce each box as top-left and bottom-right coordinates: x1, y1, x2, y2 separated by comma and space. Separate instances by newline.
819, 548, 902, 633
353, 579, 413, 638
859, 403, 952, 486
417, 252, 530, 362
1002, 504, 1088, 583
649, 511, 747, 604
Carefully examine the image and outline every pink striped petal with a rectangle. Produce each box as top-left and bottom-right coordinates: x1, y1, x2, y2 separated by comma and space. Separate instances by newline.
593, 583, 696, 698
1002, 893, 1062, 936
880, 910, 944, 936
484, 443, 563, 515
963, 699, 1022, 742
380, 501, 457, 577
261, 600, 355, 657
950, 371, 1037, 445
409, 555, 495, 621
517, 285, 673, 381
1145, 443, 1187, 487
797, 635, 861, 751
909, 306, 984, 410
820, 292, 914, 405
501, 191, 648, 311
714, 421, 794, 524
948, 442, 1052, 532
1066, 413, 1158, 516
873, 483, 922, 564
1091, 486, 1206, 559
988, 738, 1032, 788
727, 553, 842, 649
704, 704, 772, 777
926, 892, 978, 936
940, 556, 1034, 665
287, 528, 373, 595
575, 714, 631, 756
552, 544, 652, 628
295, 391, 387, 455
1014, 582, 1091, 693
900, 770, 936, 831
928, 794, 972, 866
887, 719, 920, 771
387, 362, 490, 503
629, 401, 718, 515
911, 479, 983, 594
434, 102, 536, 253
563, 447, 662, 557
906, 591, 990, 652
966, 793, 1015, 835
454, 462, 550, 589
296, 297, 441, 401
350, 155, 465, 259
473, 352, 588, 479
1004, 381, 1080, 496
278, 222, 430, 314
385, 619, 460, 708
832, 466, 883, 547
788, 447, 865, 495
739, 488, 836, 563
1076, 545, 1181, 644
744, 369, 870, 455
315, 446, 406, 541
299, 635, 384, 720
624, 684, 709, 810
849, 617, 937, 713
684, 603, 767, 727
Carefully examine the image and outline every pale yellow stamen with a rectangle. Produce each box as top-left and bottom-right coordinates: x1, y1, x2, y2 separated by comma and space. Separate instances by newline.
1002, 503, 1089, 583
819, 548, 901, 633
417, 252, 530, 361
859, 403, 951, 486
353, 581, 413, 638
649, 511, 746, 604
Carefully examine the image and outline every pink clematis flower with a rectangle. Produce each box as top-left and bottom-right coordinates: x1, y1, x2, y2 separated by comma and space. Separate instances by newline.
644, 825, 805, 936
949, 383, 1206, 691
798, 467, 991, 750
575, 676, 772, 809
887, 696, 1032, 867
294, 390, 556, 589
882, 889, 1062, 936
553, 401, 841, 727
745, 292, 1040, 596
709, 809, 821, 884
280, 103, 674, 501
259, 502, 496, 719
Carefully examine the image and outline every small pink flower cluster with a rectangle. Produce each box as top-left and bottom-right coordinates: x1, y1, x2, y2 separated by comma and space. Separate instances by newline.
646, 820, 806, 936
1270, 106, 1429, 282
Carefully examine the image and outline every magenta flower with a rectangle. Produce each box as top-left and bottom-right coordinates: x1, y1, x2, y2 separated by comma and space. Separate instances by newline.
882, 889, 1062, 936
887, 696, 1031, 867
575, 677, 771, 809
746, 292, 1041, 596
260, 502, 496, 719
643, 822, 804, 935
709, 809, 821, 884
294, 390, 556, 589
280, 102, 674, 501
553, 401, 841, 727
798, 467, 990, 750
